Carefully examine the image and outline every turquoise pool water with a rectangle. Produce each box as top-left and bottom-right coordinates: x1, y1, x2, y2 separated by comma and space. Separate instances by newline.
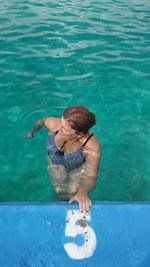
0, 0, 150, 201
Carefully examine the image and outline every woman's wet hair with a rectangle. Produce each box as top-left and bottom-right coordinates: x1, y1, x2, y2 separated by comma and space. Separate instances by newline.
63, 106, 96, 134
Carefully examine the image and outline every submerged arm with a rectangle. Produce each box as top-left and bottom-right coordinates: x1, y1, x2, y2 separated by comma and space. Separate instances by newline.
69, 145, 100, 212
25, 117, 60, 138
79, 148, 100, 194
26, 119, 46, 138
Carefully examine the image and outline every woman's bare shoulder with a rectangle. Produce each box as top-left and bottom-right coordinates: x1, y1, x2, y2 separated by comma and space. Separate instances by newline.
86, 134, 100, 154
44, 117, 61, 132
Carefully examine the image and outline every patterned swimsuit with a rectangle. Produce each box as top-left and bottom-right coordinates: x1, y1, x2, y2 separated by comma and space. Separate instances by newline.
46, 131, 93, 171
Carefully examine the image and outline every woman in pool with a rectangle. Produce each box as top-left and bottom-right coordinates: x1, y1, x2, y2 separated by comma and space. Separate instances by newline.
26, 106, 100, 212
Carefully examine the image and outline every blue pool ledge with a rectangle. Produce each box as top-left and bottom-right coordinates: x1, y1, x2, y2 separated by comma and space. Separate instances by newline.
0, 201, 150, 267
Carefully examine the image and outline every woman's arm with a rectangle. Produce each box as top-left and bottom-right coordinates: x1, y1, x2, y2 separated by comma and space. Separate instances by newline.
25, 117, 60, 138
69, 142, 100, 212
78, 149, 100, 194
26, 119, 46, 138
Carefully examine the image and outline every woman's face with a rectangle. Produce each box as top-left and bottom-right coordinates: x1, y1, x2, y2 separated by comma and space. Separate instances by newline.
58, 117, 76, 138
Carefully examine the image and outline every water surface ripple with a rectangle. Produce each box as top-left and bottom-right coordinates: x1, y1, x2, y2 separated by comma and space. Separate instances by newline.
0, 0, 150, 201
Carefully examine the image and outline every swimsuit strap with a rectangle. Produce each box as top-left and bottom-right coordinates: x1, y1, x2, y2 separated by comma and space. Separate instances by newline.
81, 133, 94, 148
55, 130, 93, 150
59, 141, 67, 150
55, 130, 66, 150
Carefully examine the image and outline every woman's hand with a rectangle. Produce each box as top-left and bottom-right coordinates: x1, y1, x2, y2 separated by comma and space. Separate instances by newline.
69, 192, 92, 213
25, 132, 33, 138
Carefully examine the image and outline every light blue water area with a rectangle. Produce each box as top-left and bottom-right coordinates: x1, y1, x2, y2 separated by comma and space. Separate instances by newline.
0, 0, 150, 201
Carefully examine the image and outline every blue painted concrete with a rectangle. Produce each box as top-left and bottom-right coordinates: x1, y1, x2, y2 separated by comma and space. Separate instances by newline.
0, 202, 150, 267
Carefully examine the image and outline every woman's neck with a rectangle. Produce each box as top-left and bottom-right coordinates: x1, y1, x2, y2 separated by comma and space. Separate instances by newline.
68, 132, 88, 143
